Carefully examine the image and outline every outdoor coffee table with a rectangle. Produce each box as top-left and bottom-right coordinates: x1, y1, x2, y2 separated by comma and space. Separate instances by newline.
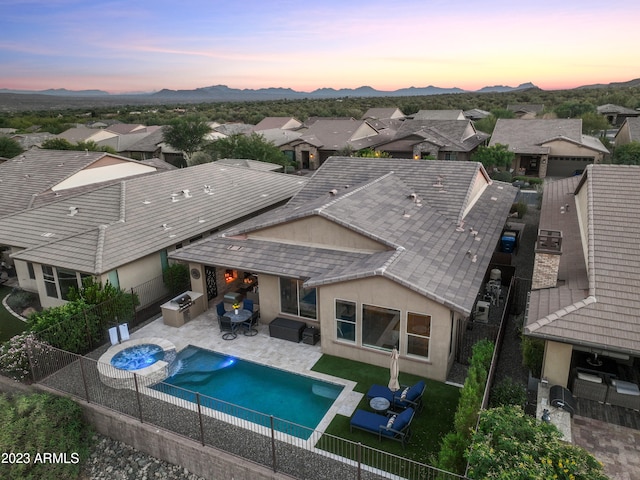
369, 396, 391, 414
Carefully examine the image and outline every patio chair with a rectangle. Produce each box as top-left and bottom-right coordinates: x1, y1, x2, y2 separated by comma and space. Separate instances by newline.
216, 302, 233, 334
118, 323, 130, 342
108, 327, 119, 346
366, 380, 426, 412
242, 299, 259, 332
349, 407, 415, 448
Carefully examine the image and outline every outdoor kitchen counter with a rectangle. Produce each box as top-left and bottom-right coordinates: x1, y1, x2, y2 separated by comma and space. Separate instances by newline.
160, 291, 204, 327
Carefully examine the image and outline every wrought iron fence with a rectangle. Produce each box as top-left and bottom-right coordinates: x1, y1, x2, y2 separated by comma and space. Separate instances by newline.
27, 340, 466, 480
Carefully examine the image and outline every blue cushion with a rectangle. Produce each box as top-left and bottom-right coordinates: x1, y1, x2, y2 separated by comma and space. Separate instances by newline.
391, 407, 414, 432
366, 384, 394, 402
350, 409, 386, 432
216, 302, 225, 316
406, 380, 425, 401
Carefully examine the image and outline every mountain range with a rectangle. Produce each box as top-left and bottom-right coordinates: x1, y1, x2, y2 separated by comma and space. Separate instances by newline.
0, 82, 539, 101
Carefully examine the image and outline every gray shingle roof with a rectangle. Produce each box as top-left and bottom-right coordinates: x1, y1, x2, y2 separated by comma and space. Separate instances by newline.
171, 157, 517, 315
3, 163, 307, 274
526, 165, 640, 355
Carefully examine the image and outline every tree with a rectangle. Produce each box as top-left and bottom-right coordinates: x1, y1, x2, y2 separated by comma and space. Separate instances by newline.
163, 115, 211, 162
41, 138, 116, 154
41, 138, 74, 150
471, 143, 515, 171
467, 405, 607, 479
187, 151, 213, 166
612, 141, 640, 165
555, 101, 595, 119
580, 112, 610, 135
354, 148, 391, 158
205, 132, 289, 166
0, 136, 24, 158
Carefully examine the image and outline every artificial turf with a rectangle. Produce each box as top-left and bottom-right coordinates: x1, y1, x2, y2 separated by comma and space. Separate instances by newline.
0, 285, 29, 343
311, 354, 460, 464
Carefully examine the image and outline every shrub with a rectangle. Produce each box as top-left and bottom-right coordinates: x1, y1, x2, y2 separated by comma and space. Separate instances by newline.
522, 336, 545, 378
163, 263, 190, 294
467, 405, 608, 479
513, 175, 544, 185
490, 170, 513, 183
510, 201, 528, 218
0, 332, 53, 381
489, 377, 527, 408
0, 393, 92, 479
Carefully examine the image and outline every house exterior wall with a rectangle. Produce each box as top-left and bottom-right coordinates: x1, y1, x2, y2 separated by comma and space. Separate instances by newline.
11, 252, 37, 294
542, 340, 573, 387
292, 143, 320, 170
318, 276, 453, 381
251, 216, 389, 252
257, 273, 453, 382
542, 139, 604, 163
115, 252, 164, 291
574, 181, 590, 273
614, 122, 632, 147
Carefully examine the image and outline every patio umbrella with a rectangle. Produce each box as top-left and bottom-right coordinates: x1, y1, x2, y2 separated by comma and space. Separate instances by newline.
388, 348, 400, 392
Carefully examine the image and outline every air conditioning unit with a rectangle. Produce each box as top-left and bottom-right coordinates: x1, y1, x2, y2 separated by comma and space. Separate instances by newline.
474, 301, 490, 323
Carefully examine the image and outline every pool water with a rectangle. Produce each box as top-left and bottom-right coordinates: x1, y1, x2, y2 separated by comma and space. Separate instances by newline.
152, 346, 343, 439
111, 344, 165, 371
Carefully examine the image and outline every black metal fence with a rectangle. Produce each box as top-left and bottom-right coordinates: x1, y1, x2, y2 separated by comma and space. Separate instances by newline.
27, 340, 466, 480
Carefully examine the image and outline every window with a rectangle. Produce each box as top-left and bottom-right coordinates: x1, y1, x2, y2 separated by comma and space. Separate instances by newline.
407, 312, 431, 359
58, 268, 78, 300
42, 265, 58, 298
27, 262, 35, 280
279, 278, 316, 319
362, 304, 400, 351
336, 299, 356, 342
444, 152, 458, 161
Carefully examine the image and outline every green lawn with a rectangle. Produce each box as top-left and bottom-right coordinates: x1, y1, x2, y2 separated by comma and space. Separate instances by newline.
0, 285, 29, 343
311, 354, 460, 465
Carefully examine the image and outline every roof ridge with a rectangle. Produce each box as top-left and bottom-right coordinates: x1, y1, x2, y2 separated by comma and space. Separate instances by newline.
94, 225, 108, 274
314, 171, 396, 213
526, 295, 597, 333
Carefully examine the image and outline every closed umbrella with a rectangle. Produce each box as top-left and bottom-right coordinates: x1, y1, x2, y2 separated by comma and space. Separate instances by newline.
388, 348, 400, 392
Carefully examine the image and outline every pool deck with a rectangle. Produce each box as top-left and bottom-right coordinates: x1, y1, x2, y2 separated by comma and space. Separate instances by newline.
127, 310, 362, 439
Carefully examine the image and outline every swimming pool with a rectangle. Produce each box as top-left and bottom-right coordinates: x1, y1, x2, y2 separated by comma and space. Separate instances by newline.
152, 346, 343, 440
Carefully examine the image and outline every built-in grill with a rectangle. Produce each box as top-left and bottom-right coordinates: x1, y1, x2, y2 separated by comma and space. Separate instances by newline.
172, 293, 193, 312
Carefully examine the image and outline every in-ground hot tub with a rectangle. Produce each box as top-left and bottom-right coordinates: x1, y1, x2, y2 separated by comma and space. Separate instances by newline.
97, 337, 176, 389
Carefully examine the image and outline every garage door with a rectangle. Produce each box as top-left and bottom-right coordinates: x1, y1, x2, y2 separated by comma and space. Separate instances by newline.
546, 157, 593, 177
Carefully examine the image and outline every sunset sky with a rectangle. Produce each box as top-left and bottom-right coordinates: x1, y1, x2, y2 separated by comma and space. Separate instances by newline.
1, 0, 638, 94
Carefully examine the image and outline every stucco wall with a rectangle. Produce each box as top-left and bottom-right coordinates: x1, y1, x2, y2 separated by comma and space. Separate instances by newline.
116, 252, 164, 290
543, 139, 604, 162
251, 216, 388, 253
542, 340, 573, 387
258, 273, 453, 382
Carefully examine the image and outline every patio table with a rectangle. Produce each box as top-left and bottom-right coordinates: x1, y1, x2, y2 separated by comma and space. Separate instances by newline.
222, 309, 253, 339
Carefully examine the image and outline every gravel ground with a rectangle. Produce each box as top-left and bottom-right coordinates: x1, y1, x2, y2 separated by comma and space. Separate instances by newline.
80, 434, 206, 480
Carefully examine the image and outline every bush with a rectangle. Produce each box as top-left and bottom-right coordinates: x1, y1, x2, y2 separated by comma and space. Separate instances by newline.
163, 263, 190, 294
513, 175, 543, 185
0, 393, 92, 479
490, 170, 513, 183
522, 336, 544, 379
510, 201, 528, 218
0, 332, 54, 381
467, 405, 608, 479
489, 377, 527, 408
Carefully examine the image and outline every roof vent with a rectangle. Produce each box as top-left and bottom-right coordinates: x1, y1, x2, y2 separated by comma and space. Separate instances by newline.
170, 193, 179, 202
162, 223, 171, 231
68, 206, 79, 217
329, 189, 338, 195
204, 185, 213, 195
182, 189, 192, 198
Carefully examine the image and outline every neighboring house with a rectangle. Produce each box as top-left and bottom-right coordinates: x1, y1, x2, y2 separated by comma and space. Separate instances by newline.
613, 117, 640, 148
524, 165, 640, 392
489, 119, 609, 177
287, 118, 389, 169
10, 132, 56, 149
169, 157, 517, 381
0, 149, 159, 216
56, 125, 99, 144
506, 104, 544, 119
375, 119, 489, 161
412, 110, 466, 121
0, 162, 308, 310
123, 128, 184, 165
252, 117, 302, 131
464, 108, 491, 121
597, 104, 640, 127
215, 158, 284, 173
361, 108, 406, 120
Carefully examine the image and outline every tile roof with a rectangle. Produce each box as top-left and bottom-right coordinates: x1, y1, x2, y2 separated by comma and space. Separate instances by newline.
2, 164, 307, 274
490, 119, 608, 154
387, 119, 489, 153
0, 149, 142, 216
172, 157, 517, 315
525, 165, 640, 355
215, 158, 284, 172
413, 110, 465, 120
